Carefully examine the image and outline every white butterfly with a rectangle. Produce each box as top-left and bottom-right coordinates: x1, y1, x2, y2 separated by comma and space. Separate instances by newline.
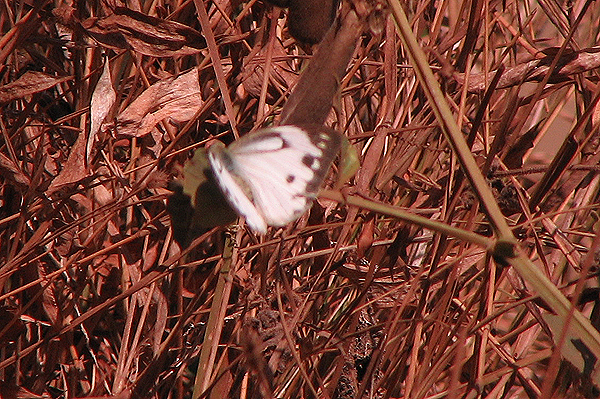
207, 125, 342, 234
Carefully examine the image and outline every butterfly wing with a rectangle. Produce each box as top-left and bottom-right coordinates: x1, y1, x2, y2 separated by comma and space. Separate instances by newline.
207, 141, 269, 233
208, 125, 342, 233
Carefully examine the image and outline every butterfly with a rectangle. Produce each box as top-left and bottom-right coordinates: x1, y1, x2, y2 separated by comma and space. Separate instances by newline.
207, 125, 343, 234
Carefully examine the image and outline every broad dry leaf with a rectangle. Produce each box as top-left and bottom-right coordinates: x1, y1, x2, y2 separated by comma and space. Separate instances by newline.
88, 58, 116, 162
115, 68, 203, 139
82, 7, 205, 57
0, 71, 70, 103
263, 0, 337, 44
279, 4, 363, 125
287, 0, 337, 44
47, 131, 87, 193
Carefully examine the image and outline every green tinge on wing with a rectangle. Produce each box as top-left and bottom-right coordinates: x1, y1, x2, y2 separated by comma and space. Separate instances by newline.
167, 147, 237, 246
335, 135, 359, 189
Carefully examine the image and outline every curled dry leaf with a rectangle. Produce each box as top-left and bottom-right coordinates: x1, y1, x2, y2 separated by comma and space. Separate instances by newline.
82, 7, 206, 57
115, 68, 203, 140
357, 216, 375, 258
458, 46, 600, 92
88, 58, 116, 163
152, 276, 168, 353
0, 71, 70, 104
47, 131, 87, 193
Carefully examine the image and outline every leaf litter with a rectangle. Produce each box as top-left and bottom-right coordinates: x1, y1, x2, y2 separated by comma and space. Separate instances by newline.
1, 1, 600, 399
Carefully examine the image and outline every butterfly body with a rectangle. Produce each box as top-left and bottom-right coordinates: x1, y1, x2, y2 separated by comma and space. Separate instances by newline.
207, 125, 342, 234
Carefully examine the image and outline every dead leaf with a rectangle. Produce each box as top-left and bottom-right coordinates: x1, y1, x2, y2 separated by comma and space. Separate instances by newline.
357, 216, 375, 258
47, 130, 88, 193
88, 57, 116, 163
152, 284, 168, 354
0, 71, 70, 104
263, 0, 338, 44
82, 7, 205, 57
115, 68, 203, 139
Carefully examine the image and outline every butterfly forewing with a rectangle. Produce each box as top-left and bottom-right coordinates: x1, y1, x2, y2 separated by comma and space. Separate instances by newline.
207, 125, 342, 233
207, 142, 269, 233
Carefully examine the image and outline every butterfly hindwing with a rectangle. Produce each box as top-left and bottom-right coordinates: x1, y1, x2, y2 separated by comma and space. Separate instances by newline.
207, 125, 342, 233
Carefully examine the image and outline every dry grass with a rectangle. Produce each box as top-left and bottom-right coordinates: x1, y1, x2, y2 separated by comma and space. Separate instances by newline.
2, 0, 600, 398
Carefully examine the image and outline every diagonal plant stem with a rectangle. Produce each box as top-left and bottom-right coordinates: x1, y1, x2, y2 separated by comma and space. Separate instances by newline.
192, 232, 237, 399
321, 189, 492, 249
386, 0, 600, 377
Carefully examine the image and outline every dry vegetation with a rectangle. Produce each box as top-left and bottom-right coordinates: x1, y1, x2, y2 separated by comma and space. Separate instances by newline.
2, 0, 600, 398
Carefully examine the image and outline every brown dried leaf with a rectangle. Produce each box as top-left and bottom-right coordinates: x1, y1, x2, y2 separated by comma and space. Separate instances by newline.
0, 71, 70, 104
357, 130, 386, 191
152, 286, 168, 354
263, 0, 337, 44
357, 216, 375, 258
82, 7, 205, 57
460, 47, 600, 92
47, 131, 88, 193
0, 152, 30, 188
88, 58, 116, 162
115, 68, 203, 139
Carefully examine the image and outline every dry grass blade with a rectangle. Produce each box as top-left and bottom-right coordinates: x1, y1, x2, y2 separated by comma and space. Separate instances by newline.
389, 0, 600, 384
